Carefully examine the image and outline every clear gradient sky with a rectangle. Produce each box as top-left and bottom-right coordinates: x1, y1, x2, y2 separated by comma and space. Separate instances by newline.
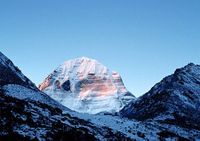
0, 0, 200, 97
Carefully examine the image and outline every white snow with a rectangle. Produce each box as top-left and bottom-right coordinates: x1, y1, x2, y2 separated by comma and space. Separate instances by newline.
39, 57, 135, 114
2, 84, 67, 110
64, 110, 161, 140
1, 57, 200, 140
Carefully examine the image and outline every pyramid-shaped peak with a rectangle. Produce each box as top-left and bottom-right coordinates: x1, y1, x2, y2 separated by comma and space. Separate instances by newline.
39, 57, 134, 114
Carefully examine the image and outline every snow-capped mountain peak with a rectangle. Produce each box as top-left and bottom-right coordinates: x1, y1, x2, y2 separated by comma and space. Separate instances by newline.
39, 57, 135, 114
1, 51, 200, 140
61, 57, 109, 80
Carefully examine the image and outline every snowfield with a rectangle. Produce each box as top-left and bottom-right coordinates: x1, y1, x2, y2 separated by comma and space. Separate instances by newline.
2, 84, 67, 110
39, 57, 135, 114
1, 51, 200, 140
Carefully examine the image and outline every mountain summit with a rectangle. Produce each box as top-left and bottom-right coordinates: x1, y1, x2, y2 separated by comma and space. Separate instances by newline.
1, 51, 200, 140
39, 57, 135, 114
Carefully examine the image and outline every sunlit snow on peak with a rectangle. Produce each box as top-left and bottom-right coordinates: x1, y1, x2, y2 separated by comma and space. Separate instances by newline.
39, 57, 135, 114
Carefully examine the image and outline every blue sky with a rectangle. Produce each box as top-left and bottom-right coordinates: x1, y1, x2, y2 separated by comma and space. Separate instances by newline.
0, 0, 200, 97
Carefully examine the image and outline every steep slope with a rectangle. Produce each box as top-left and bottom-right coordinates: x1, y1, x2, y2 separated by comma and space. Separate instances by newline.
39, 57, 135, 114
1, 52, 200, 140
0, 52, 132, 141
121, 63, 200, 130
0, 52, 36, 90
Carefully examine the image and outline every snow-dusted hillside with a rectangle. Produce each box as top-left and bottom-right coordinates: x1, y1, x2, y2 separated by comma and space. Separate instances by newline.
121, 63, 200, 131
1, 51, 200, 140
0, 52, 133, 141
39, 57, 135, 114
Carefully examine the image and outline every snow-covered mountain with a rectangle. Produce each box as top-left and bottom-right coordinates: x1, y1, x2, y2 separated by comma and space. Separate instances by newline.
1, 51, 200, 140
39, 57, 135, 114
0, 52, 153, 140
0, 52, 133, 140
121, 63, 200, 131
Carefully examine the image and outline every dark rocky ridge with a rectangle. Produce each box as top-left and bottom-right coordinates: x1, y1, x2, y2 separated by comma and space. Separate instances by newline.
0, 52, 37, 90
0, 52, 131, 141
1, 51, 200, 140
121, 63, 200, 130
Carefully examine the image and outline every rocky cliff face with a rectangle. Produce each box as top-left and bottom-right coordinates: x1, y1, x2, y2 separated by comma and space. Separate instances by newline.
1, 51, 200, 140
0, 52, 131, 141
0, 52, 36, 90
121, 63, 200, 130
39, 57, 135, 114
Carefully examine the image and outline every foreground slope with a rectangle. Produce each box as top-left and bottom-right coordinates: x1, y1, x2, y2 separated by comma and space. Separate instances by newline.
1, 51, 200, 140
0, 52, 132, 141
121, 63, 200, 131
39, 57, 135, 114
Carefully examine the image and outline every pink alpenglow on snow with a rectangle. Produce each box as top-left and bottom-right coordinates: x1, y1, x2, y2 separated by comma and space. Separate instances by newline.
39, 57, 135, 114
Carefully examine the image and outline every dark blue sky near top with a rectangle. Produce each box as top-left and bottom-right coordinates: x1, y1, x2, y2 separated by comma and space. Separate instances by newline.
0, 0, 200, 96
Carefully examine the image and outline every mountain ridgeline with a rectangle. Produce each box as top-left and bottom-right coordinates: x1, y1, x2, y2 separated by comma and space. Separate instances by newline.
0, 51, 200, 140
121, 63, 200, 130
0, 52, 132, 141
39, 57, 135, 114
